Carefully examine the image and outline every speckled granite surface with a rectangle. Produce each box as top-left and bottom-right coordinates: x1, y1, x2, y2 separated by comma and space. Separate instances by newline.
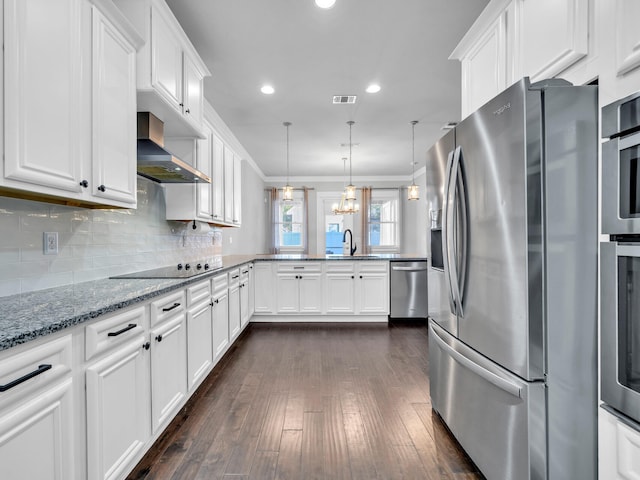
0, 253, 426, 352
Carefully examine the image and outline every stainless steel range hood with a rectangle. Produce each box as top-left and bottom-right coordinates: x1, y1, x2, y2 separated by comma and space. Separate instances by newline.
137, 112, 211, 184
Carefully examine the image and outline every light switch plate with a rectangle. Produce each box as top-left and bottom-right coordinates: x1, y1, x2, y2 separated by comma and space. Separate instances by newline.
44, 232, 58, 255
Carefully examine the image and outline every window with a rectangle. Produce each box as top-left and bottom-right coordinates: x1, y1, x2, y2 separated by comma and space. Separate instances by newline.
274, 189, 306, 252
368, 189, 399, 251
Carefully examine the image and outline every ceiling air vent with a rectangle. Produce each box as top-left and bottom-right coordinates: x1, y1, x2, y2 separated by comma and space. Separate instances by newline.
333, 95, 357, 104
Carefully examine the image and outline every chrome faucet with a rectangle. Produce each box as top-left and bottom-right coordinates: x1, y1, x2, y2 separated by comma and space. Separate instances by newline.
342, 229, 357, 256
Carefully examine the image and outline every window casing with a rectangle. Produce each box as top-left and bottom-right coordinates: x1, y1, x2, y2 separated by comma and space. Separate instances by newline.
368, 189, 400, 252
274, 189, 306, 252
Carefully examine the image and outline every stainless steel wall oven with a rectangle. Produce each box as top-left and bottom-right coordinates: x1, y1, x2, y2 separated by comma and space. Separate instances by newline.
602, 91, 640, 425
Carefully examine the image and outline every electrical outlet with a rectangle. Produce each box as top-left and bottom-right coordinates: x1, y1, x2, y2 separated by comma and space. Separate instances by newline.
229, 236, 233, 244
44, 232, 58, 255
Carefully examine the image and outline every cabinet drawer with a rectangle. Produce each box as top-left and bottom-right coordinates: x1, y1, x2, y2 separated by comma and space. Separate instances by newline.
228, 268, 240, 287
85, 306, 146, 361
358, 261, 388, 273
239, 263, 251, 277
0, 334, 72, 407
325, 261, 355, 273
150, 290, 186, 326
187, 279, 211, 307
212, 273, 228, 296
277, 262, 322, 273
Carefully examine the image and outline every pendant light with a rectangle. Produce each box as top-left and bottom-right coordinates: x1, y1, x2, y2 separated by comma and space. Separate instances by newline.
332, 156, 360, 215
408, 120, 420, 201
345, 120, 357, 201
282, 121, 293, 201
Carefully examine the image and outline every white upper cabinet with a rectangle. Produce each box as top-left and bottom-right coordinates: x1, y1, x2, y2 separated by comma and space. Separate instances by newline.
451, 0, 589, 118
514, 0, 588, 81
614, 0, 640, 77
223, 145, 235, 224
91, 6, 138, 205
232, 153, 242, 225
114, 0, 210, 138
1, 0, 142, 208
211, 133, 225, 223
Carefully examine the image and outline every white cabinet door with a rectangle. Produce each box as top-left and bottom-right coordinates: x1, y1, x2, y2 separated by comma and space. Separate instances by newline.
599, 407, 640, 480
276, 274, 300, 313
248, 263, 255, 317
183, 52, 204, 127
239, 266, 251, 328
0, 379, 74, 480
86, 337, 150, 480
0, 335, 74, 480
228, 283, 241, 341
150, 315, 187, 433
186, 300, 213, 391
299, 273, 323, 313
91, 7, 137, 206
232, 154, 242, 225
195, 122, 213, 221
212, 289, 229, 360
517, 0, 588, 81
614, 0, 640, 76
223, 146, 234, 223
4, 0, 87, 194
357, 273, 389, 314
211, 134, 225, 223
459, 12, 508, 118
254, 262, 275, 314
150, 3, 182, 111
324, 273, 355, 314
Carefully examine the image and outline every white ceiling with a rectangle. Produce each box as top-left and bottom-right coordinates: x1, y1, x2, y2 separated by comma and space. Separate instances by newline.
165, 0, 489, 179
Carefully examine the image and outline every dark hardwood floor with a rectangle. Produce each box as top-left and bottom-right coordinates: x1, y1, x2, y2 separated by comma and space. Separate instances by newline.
127, 321, 483, 480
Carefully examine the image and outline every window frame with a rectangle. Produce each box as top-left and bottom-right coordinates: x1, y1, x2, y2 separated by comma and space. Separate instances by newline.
274, 189, 306, 253
367, 189, 400, 253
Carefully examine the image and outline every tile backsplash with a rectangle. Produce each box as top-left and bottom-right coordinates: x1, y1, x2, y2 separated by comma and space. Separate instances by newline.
0, 178, 222, 296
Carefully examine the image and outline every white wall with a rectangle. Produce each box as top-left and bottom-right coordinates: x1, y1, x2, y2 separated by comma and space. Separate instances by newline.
221, 160, 268, 255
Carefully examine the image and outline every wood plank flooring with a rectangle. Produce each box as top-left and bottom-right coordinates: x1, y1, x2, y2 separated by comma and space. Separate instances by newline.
127, 322, 484, 480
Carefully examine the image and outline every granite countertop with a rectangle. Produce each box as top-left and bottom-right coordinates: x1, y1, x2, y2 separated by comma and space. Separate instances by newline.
0, 253, 426, 352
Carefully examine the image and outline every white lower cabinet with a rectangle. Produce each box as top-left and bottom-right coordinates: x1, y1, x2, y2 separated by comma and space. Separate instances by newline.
149, 310, 187, 434
600, 407, 640, 480
186, 280, 213, 391
239, 264, 251, 328
356, 262, 389, 314
276, 262, 323, 314
0, 335, 74, 480
254, 262, 276, 314
228, 269, 241, 341
86, 306, 149, 480
324, 262, 356, 314
212, 273, 230, 361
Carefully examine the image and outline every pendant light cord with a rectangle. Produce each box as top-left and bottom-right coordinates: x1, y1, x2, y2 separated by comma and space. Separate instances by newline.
347, 121, 354, 184
284, 121, 291, 185
411, 120, 418, 183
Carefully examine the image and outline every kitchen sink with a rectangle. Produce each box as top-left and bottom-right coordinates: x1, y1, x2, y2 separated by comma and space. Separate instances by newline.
325, 254, 381, 258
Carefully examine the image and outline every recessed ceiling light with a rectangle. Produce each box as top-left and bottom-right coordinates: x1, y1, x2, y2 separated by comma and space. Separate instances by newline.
365, 84, 381, 94
260, 85, 275, 95
315, 0, 336, 9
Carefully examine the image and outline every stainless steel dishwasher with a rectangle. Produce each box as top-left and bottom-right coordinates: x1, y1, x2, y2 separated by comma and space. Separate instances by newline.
389, 261, 428, 319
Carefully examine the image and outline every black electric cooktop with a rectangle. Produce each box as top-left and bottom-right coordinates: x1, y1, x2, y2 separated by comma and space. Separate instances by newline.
110, 261, 222, 279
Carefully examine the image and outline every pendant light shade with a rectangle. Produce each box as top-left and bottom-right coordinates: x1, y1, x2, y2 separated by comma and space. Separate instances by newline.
282, 122, 293, 201
332, 156, 360, 215
408, 120, 420, 201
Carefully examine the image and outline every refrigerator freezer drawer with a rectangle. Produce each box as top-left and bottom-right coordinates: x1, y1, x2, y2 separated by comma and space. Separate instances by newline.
429, 321, 546, 480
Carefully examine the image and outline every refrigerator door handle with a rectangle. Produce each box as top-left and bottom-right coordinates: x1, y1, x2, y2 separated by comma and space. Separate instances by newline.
430, 323, 522, 399
448, 146, 463, 316
455, 147, 469, 314
442, 149, 457, 315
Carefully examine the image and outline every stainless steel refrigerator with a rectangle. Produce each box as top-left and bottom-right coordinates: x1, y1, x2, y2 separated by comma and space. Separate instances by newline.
426, 78, 598, 480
